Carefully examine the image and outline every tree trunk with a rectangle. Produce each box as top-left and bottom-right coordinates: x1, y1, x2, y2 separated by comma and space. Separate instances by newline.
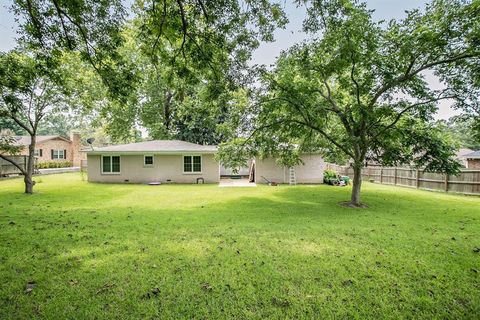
24, 136, 36, 194
164, 91, 173, 130
350, 163, 362, 206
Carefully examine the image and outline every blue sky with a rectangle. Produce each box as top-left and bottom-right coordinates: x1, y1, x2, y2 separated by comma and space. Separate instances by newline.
0, 0, 458, 119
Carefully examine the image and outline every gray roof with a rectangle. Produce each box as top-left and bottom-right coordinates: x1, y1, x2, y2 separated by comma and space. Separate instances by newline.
456, 148, 474, 159
464, 150, 480, 159
87, 140, 218, 154
13, 135, 70, 146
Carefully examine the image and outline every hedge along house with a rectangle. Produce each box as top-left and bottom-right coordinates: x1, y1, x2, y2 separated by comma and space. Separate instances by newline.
86, 140, 219, 184
11, 132, 85, 167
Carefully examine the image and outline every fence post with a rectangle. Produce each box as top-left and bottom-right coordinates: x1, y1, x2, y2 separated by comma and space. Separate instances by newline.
380, 168, 383, 184
394, 167, 397, 185
416, 169, 420, 189
444, 174, 448, 192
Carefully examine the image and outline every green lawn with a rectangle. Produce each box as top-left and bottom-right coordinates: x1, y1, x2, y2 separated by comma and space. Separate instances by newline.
0, 173, 479, 319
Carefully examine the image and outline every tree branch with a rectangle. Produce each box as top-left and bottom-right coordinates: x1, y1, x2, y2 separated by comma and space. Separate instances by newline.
51, 0, 102, 73
176, 0, 188, 60
9, 113, 33, 135
152, 0, 167, 54
317, 80, 354, 134
290, 119, 355, 158
350, 51, 361, 107
370, 93, 457, 142
52, 0, 74, 49
196, 0, 209, 21
368, 51, 479, 109
0, 154, 27, 176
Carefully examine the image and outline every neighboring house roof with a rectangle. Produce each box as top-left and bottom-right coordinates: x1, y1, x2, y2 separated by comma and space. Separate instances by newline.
456, 148, 474, 159
464, 150, 480, 159
13, 135, 71, 146
86, 140, 218, 154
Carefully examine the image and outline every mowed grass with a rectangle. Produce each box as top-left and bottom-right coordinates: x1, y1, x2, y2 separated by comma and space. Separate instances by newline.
0, 173, 479, 319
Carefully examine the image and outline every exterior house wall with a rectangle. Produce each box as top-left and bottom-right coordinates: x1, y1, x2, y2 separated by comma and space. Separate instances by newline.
467, 159, 480, 169
87, 154, 220, 184
255, 154, 325, 184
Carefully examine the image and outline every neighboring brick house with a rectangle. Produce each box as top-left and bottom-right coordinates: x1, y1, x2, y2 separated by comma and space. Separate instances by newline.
456, 148, 474, 168
12, 132, 86, 167
463, 150, 480, 169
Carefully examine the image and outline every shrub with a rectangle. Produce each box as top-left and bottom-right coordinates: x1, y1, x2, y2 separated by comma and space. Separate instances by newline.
324, 169, 338, 179
37, 161, 72, 169
324, 169, 339, 184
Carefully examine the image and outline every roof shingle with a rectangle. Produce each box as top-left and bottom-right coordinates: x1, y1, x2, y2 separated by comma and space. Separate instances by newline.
87, 140, 217, 153
464, 150, 480, 159
13, 135, 69, 146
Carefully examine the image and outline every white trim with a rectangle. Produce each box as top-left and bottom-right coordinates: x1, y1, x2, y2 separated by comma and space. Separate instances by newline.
101, 155, 121, 175
53, 149, 65, 160
143, 155, 154, 167
183, 155, 202, 174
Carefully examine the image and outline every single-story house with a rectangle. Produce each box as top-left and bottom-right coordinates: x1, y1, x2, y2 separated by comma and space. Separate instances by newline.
86, 140, 220, 183
10, 132, 85, 167
463, 150, 480, 169
85, 139, 326, 184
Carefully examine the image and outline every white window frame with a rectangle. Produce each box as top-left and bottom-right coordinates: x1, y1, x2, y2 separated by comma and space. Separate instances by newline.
34, 149, 41, 157
101, 155, 121, 175
183, 155, 202, 174
144, 155, 154, 167
53, 149, 65, 160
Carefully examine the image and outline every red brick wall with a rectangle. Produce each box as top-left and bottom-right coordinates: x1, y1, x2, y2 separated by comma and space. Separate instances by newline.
467, 159, 480, 169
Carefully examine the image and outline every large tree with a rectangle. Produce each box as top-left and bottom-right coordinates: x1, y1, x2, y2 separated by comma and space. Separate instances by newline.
220, 0, 479, 206
0, 51, 67, 193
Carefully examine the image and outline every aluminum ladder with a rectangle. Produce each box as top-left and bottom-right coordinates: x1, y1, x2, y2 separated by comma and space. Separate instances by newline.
289, 167, 297, 185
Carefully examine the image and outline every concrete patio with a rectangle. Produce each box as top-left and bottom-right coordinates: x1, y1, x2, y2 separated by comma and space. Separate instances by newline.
219, 177, 256, 187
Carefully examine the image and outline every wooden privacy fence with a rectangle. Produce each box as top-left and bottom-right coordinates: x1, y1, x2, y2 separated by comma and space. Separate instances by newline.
0, 156, 37, 176
80, 160, 88, 172
325, 163, 480, 195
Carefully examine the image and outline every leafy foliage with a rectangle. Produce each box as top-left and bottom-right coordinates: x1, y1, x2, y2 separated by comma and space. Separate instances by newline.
12, 0, 134, 101
10, 0, 288, 143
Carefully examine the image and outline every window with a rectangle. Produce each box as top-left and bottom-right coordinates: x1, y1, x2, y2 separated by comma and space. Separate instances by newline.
52, 149, 66, 160
102, 156, 121, 174
183, 155, 202, 173
34, 149, 42, 157
144, 155, 154, 167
